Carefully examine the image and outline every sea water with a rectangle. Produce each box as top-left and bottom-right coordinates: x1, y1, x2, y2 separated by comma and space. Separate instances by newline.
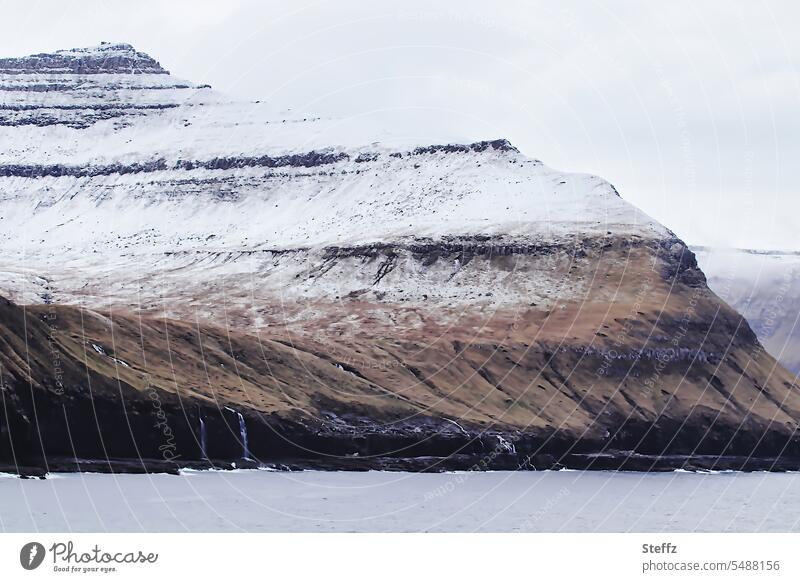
1, 470, 798, 532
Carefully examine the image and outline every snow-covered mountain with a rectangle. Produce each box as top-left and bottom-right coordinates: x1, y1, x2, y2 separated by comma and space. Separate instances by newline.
0, 43, 667, 312
1, 44, 799, 472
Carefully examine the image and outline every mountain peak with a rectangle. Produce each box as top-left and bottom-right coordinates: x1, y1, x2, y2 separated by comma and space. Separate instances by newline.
0, 42, 168, 75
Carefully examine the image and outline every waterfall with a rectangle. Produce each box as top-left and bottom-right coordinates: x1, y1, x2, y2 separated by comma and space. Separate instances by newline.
199, 414, 208, 460
497, 435, 516, 455
237, 412, 251, 460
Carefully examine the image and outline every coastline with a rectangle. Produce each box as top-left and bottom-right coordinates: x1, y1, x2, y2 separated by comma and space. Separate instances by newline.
5, 451, 800, 479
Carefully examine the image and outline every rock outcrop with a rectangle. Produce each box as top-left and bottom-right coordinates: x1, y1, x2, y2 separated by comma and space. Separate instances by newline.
0, 42, 168, 75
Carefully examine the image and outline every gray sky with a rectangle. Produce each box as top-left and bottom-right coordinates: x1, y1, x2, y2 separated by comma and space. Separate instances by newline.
2, 0, 798, 250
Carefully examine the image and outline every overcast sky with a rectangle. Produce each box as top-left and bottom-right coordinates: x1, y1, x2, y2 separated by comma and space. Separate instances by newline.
1, 0, 798, 250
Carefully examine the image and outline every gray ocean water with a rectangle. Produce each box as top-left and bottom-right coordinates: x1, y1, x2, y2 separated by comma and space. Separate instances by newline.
1, 470, 799, 532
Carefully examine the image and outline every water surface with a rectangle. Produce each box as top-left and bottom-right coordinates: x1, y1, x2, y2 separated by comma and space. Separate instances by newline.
1, 470, 798, 532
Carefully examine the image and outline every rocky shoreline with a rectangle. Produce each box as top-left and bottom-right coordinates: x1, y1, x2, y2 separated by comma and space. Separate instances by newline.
5, 450, 800, 479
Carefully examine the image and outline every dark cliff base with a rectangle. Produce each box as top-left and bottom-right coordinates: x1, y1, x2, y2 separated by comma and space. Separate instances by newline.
5, 390, 800, 477
5, 411, 800, 477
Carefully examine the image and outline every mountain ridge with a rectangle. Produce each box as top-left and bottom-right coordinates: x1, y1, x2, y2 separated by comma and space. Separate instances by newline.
0, 42, 169, 75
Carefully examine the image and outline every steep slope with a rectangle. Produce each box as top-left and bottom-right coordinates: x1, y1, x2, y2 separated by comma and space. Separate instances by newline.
694, 247, 800, 375
1, 44, 799, 473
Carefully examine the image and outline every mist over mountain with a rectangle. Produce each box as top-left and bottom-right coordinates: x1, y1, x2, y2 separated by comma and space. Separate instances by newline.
695, 247, 800, 376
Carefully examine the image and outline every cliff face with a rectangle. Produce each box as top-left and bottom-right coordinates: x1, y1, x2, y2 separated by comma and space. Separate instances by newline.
0, 42, 168, 75
1, 45, 799, 472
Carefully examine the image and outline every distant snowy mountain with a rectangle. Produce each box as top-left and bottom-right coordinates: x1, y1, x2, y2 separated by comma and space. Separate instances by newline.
694, 247, 800, 375
1, 44, 799, 472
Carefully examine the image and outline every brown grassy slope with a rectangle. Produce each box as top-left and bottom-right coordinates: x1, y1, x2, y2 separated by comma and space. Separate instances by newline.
2, 238, 797, 462
0, 240, 800, 464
